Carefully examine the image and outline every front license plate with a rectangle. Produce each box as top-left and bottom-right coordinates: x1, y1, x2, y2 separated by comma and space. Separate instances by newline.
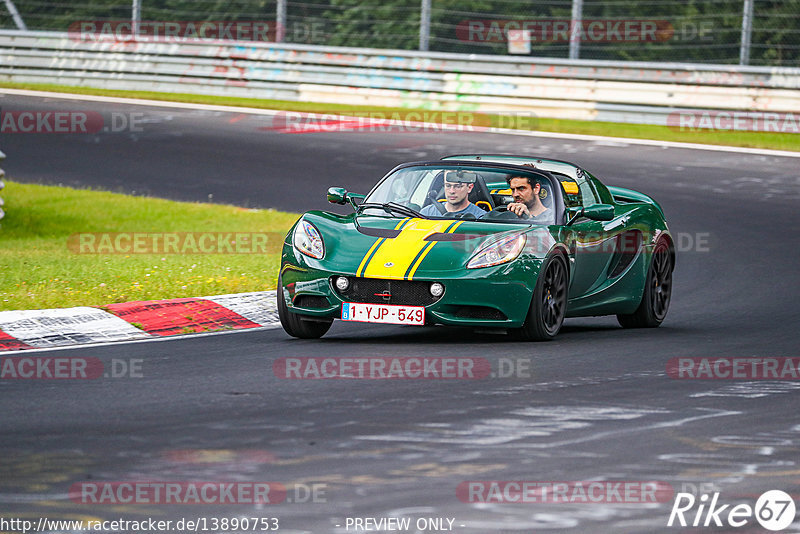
341, 302, 425, 325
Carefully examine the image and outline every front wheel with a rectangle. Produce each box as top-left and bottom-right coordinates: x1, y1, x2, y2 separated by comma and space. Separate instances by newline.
510, 254, 568, 341
277, 274, 333, 339
617, 240, 673, 328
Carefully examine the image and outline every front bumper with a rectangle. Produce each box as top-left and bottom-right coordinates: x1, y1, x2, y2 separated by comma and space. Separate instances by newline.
279, 261, 538, 328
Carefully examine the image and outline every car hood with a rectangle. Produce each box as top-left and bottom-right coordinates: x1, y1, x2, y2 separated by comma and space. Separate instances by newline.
298, 212, 556, 280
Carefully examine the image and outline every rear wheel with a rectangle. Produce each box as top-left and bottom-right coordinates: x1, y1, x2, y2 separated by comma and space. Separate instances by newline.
617, 240, 673, 328
277, 274, 333, 339
511, 254, 568, 341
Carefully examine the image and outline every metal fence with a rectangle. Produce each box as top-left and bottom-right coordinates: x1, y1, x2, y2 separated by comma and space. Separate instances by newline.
0, 0, 798, 66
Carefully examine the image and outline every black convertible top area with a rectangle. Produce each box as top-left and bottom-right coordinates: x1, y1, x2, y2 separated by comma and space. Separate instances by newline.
440, 154, 588, 179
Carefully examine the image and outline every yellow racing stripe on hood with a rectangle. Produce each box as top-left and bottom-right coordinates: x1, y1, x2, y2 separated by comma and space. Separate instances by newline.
356, 218, 408, 277
407, 221, 462, 280
361, 219, 457, 280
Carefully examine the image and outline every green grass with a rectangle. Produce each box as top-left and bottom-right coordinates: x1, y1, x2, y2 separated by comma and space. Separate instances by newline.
0, 180, 299, 311
2, 81, 798, 152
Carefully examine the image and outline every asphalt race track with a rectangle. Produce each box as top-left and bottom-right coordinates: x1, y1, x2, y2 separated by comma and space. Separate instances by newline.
2, 92, 800, 533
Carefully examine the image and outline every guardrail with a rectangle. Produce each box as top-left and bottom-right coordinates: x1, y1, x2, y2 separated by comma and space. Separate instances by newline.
2, 30, 800, 126
0, 148, 5, 222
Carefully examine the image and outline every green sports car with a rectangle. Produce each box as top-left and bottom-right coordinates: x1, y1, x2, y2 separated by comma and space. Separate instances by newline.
278, 154, 674, 341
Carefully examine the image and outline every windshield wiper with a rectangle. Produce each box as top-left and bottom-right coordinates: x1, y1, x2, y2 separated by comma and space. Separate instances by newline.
357, 202, 425, 219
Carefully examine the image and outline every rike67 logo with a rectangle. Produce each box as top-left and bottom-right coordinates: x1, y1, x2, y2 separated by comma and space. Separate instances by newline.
668, 490, 796, 530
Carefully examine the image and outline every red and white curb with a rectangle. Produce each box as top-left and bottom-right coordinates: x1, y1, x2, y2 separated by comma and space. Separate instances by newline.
0, 291, 279, 352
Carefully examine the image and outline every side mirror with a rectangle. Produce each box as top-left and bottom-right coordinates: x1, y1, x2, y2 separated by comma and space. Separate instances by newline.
327, 187, 348, 205
582, 204, 615, 221
567, 204, 615, 225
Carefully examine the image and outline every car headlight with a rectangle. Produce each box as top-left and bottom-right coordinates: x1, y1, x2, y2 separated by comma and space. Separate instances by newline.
467, 232, 526, 269
293, 219, 325, 259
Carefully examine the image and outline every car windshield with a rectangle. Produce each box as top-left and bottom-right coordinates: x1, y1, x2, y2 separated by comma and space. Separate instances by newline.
360, 165, 558, 225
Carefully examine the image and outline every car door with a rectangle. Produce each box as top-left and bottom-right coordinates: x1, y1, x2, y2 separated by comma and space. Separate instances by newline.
563, 176, 619, 296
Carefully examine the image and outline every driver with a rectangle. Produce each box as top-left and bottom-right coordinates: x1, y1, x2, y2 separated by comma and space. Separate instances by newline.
505, 173, 554, 224
420, 170, 486, 218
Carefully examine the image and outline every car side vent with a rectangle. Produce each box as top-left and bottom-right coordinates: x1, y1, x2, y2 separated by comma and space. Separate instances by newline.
424, 232, 471, 242
454, 306, 507, 321
607, 230, 643, 278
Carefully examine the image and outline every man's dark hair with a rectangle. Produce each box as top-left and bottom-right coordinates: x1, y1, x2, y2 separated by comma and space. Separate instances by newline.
506, 163, 540, 187
506, 174, 540, 187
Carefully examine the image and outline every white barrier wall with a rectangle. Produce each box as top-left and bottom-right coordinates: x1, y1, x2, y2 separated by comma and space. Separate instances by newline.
1, 30, 800, 126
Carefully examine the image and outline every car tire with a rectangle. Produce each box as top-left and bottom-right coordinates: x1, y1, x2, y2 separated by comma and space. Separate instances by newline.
277, 274, 333, 339
511, 253, 568, 341
617, 239, 673, 328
